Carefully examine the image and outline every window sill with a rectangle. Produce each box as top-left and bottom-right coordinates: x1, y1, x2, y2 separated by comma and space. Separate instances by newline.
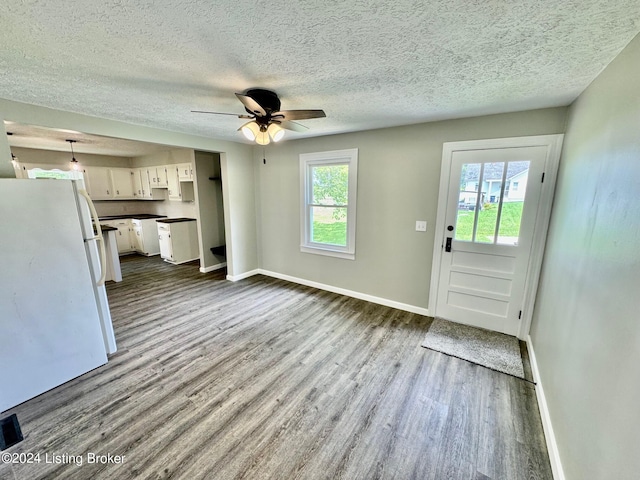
300, 245, 355, 260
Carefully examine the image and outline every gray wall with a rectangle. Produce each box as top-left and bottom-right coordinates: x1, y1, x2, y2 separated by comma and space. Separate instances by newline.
530, 34, 640, 479
194, 151, 225, 270
221, 151, 258, 277
255, 108, 567, 310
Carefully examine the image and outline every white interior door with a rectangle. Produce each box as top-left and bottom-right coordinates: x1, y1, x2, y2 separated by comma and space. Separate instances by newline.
431, 136, 563, 336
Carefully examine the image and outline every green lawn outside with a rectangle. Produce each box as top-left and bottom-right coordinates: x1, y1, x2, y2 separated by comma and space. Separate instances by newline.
312, 220, 347, 246
455, 202, 524, 243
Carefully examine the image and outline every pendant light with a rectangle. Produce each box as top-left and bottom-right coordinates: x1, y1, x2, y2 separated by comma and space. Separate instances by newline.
66, 139, 79, 171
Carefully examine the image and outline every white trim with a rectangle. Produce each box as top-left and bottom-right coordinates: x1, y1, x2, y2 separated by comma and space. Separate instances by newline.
260, 269, 429, 316
429, 134, 564, 339
527, 336, 566, 480
517, 135, 564, 338
200, 262, 227, 273
299, 245, 355, 260
224, 267, 429, 315
299, 148, 358, 259
226, 268, 261, 282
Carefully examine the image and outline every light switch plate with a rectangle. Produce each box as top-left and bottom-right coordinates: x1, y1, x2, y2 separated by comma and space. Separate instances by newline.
415, 220, 427, 232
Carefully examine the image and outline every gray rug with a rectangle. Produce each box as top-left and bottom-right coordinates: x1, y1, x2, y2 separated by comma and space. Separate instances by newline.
421, 318, 525, 379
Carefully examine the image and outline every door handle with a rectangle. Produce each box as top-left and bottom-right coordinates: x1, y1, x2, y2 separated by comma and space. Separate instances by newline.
77, 188, 107, 286
445, 237, 452, 252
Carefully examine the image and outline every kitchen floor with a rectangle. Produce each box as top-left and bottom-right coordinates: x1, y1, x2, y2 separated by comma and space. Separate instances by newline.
2, 255, 552, 480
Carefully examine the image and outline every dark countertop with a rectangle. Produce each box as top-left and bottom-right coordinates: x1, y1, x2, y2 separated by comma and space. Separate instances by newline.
99, 214, 167, 221
100, 225, 118, 232
155, 217, 197, 223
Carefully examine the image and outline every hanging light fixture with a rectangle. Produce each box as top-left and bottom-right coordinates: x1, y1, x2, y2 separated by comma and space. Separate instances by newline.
239, 121, 285, 145
240, 121, 261, 142
66, 139, 79, 171
267, 123, 284, 142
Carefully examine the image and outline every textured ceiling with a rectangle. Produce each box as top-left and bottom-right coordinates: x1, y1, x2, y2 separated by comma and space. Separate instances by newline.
5, 122, 174, 157
1, 0, 639, 145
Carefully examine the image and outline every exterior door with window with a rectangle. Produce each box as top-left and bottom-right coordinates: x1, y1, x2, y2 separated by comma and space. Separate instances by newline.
432, 136, 562, 336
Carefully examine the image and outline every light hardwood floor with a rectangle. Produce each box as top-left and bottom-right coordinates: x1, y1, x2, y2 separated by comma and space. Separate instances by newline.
2, 255, 552, 480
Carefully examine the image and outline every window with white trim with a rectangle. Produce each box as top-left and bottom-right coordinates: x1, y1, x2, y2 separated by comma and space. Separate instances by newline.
300, 149, 358, 259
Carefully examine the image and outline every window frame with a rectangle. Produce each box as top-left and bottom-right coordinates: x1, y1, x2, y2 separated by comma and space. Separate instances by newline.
299, 148, 358, 260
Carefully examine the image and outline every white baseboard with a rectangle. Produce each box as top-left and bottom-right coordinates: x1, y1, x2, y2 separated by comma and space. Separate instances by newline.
224, 268, 429, 315
257, 269, 430, 316
200, 262, 227, 273
226, 268, 261, 282
527, 336, 565, 480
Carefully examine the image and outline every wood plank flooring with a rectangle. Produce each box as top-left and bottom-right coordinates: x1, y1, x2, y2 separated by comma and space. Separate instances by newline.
2, 255, 553, 480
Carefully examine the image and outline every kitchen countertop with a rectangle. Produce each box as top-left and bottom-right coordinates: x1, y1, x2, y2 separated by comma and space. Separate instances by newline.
99, 214, 167, 221
155, 217, 197, 223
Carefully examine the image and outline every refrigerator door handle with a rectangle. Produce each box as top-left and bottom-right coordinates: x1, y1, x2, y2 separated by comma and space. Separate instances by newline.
77, 189, 107, 286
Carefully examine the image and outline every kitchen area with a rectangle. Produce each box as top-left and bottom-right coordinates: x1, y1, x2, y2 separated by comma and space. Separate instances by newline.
7, 123, 227, 279
1, 122, 228, 416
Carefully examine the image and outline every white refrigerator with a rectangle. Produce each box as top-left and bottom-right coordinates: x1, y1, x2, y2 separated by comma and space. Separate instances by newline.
0, 179, 116, 413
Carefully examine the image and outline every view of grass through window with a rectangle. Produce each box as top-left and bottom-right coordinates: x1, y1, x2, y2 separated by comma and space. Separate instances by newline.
455, 202, 524, 244
311, 164, 349, 246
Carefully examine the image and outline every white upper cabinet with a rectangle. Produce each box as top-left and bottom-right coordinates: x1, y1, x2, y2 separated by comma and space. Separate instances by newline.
157, 166, 169, 187
177, 163, 194, 181
140, 168, 153, 199
84, 167, 113, 200
110, 169, 136, 199
167, 165, 182, 201
132, 168, 145, 198
147, 166, 169, 188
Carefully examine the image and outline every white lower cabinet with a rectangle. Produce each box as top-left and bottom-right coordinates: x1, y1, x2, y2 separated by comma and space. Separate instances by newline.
157, 219, 199, 264
101, 220, 134, 254
131, 218, 163, 255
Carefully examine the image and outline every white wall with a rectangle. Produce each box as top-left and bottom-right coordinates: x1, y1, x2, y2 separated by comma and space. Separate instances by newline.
255, 107, 567, 311
530, 33, 640, 480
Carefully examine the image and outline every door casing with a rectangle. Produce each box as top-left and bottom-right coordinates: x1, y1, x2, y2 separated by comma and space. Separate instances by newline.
429, 134, 564, 339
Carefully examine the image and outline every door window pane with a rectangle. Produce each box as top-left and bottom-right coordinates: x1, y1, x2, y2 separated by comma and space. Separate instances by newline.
475, 162, 505, 244
454, 161, 531, 245
497, 161, 530, 245
455, 163, 480, 241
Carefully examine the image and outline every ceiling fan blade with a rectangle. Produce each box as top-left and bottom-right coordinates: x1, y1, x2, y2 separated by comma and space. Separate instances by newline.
275, 120, 309, 132
272, 109, 326, 121
191, 110, 254, 119
235, 93, 267, 117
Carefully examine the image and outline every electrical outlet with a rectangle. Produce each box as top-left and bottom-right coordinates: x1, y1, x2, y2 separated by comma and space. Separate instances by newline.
415, 220, 427, 232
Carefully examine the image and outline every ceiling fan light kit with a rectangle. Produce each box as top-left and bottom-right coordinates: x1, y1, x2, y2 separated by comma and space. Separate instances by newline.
193, 88, 326, 145
240, 121, 260, 141
267, 123, 285, 142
